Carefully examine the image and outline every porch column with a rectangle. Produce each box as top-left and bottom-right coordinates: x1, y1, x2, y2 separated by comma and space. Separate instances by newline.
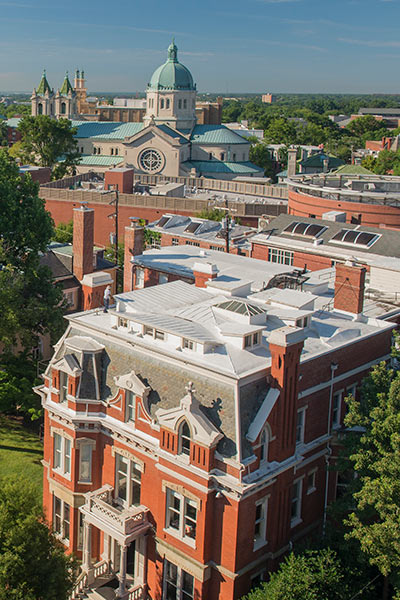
82, 520, 91, 572
102, 533, 110, 565
117, 544, 128, 597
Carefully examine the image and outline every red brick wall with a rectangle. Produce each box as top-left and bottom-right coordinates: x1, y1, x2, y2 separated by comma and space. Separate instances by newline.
104, 169, 134, 194
289, 189, 400, 230
334, 263, 366, 314
72, 207, 94, 280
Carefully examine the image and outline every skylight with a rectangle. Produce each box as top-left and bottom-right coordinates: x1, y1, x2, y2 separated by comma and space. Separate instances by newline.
215, 300, 266, 316
157, 216, 170, 228
330, 229, 380, 248
283, 221, 327, 238
185, 222, 201, 234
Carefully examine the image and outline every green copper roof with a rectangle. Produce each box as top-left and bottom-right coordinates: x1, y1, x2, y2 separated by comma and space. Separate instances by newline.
71, 121, 144, 139
60, 72, 74, 95
299, 153, 344, 169
183, 161, 264, 174
333, 164, 374, 175
37, 69, 52, 95
77, 154, 124, 166
190, 125, 250, 145
148, 40, 195, 91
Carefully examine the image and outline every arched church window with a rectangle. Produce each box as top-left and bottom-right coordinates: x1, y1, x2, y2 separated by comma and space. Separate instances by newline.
179, 420, 191, 456
260, 427, 269, 463
220, 152, 225, 161
160, 99, 164, 109
166, 99, 170, 109
115, 148, 118, 155
178, 99, 182, 109
61, 102, 66, 115
111, 148, 114, 155
183, 99, 187, 109
38, 103, 43, 115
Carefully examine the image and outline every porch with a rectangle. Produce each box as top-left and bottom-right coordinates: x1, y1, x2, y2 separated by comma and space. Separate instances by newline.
71, 484, 151, 600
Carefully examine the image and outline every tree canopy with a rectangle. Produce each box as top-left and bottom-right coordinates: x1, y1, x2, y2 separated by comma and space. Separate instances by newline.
17, 115, 80, 179
0, 150, 65, 349
242, 550, 346, 600
0, 478, 76, 599
343, 355, 400, 597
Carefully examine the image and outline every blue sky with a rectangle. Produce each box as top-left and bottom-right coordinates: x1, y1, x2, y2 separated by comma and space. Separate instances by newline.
1, 0, 400, 94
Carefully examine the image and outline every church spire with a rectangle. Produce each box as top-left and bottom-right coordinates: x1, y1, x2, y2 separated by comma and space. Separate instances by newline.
60, 71, 74, 95
167, 37, 178, 62
36, 69, 52, 95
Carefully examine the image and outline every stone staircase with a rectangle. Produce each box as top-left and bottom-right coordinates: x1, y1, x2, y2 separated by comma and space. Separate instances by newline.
70, 562, 145, 600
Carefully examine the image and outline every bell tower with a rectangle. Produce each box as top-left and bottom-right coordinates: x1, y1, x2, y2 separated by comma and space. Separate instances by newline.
31, 69, 55, 117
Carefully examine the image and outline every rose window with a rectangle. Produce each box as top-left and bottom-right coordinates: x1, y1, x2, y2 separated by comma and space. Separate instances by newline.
139, 149, 164, 173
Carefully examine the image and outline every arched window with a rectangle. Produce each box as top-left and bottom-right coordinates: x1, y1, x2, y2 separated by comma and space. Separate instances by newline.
178, 99, 182, 109
111, 148, 114, 155
179, 420, 191, 456
220, 152, 225, 161
115, 148, 118, 155
166, 99, 170, 109
38, 103, 43, 115
160, 99, 164, 109
259, 427, 269, 463
183, 99, 187, 109
61, 102, 66, 114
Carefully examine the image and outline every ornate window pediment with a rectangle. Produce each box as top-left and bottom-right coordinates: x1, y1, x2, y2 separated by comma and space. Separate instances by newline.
53, 354, 82, 377
156, 382, 223, 448
114, 371, 150, 399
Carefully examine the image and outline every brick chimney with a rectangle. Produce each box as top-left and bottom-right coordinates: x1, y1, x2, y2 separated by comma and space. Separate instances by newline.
123, 218, 145, 292
193, 262, 219, 288
287, 148, 297, 178
334, 261, 366, 315
269, 326, 305, 461
73, 204, 94, 281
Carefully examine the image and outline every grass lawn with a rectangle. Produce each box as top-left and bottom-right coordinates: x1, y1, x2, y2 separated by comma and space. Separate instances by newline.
0, 415, 43, 504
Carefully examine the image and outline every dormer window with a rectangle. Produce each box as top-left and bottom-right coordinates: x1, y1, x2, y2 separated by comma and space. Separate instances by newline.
126, 391, 135, 423
118, 317, 129, 328
182, 338, 195, 351
296, 317, 310, 328
59, 371, 68, 403
144, 325, 166, 341
244, 332, 261, 349
179, 421, 191, 456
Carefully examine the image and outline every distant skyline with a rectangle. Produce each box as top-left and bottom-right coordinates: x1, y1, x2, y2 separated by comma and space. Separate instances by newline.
0, 0, 399, 94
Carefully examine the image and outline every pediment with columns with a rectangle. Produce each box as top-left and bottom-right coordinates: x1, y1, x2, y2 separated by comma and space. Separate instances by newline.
156, 382, 223, 448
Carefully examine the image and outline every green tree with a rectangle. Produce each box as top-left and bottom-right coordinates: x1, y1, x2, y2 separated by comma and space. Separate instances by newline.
195, 208, 225, 221
249, 142, 275, 178
263, 117, 298, 145
0, 150, 65, 350
0, 352, 42, 420
17, 115, 80, 178
346, 115, 388, 137
51, 220, 73, 243
0, 478, 76, 599
344, 356, 400, 598
242, 550, 346, 600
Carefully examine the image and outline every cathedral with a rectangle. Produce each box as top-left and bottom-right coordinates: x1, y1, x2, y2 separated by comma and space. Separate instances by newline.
30, 41, 263, 179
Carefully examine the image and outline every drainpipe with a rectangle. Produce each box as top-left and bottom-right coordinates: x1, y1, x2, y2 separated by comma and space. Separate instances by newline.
323, 361, 338, 536
234, 381, 242, 464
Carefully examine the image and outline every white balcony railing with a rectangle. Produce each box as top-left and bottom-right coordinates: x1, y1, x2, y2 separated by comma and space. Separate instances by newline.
83, 485, 149, 537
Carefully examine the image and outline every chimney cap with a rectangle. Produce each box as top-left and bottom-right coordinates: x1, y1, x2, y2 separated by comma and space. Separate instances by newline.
268, 326, 306, 348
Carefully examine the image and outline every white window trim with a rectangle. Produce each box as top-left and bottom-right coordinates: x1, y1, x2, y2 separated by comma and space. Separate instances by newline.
296, 407, 307, 445
253, 496, 268, 551
53, 494, 71, 545
162, 559, 194, 600
164, 488, 197, 548
125, 390, 136, 423
115, 452, 142, 508
52, 429, 73, 480
291, 477, 303, 528
76, 438, 95, 484
332, 389, 343, 429
306, 468, 317, 495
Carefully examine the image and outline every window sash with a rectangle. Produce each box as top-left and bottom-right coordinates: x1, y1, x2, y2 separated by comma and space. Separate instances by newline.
166, 490, 197, 541
163, 560, 194, 600
79, 444, 92, 482
115, 454, 141, 506
126, 391, 136, 423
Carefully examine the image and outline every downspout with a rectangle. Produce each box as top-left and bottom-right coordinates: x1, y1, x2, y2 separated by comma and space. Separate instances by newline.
234, 380, 242, 467
323, 361, 338, 536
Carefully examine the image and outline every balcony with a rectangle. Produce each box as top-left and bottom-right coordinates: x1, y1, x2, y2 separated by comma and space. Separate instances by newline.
81, 485, 150, 543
